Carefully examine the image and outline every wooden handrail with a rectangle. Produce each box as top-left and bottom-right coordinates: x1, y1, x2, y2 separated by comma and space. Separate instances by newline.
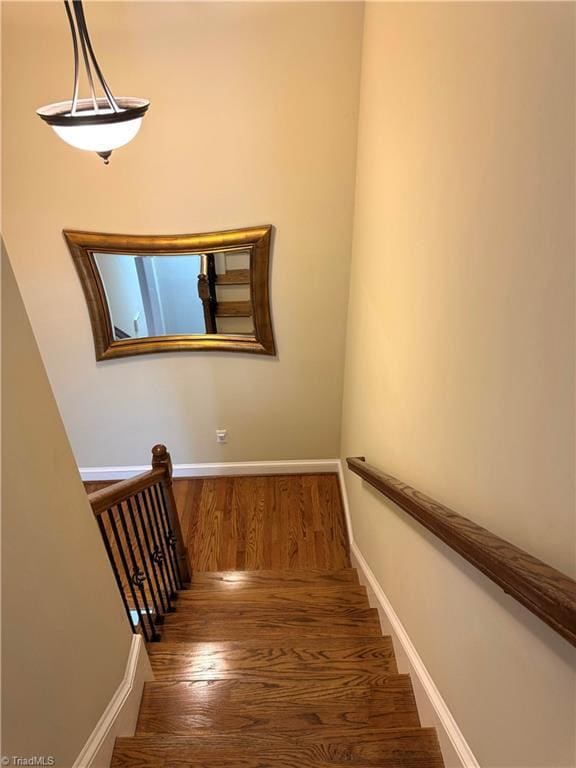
89, 467, 165, 515
346, 457, 576, 647
89, 444, 191, 583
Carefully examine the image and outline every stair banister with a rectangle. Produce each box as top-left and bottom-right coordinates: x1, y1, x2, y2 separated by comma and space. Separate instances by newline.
88, 444, 192, 641
346, 456, 576, 647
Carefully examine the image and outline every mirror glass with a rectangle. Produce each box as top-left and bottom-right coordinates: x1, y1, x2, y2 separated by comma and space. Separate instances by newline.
93, 250, 254, 340
64, 226, 275, 359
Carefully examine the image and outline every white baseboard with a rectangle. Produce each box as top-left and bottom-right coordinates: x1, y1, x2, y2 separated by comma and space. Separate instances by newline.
350, 544, 479, 768
72, 635, 154, 768
337, 461, 354, 549
339, 462, 479, 768
80, 459, 340, 482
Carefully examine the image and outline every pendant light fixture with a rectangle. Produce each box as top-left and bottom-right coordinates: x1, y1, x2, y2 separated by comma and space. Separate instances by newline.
37, 0, 149, 164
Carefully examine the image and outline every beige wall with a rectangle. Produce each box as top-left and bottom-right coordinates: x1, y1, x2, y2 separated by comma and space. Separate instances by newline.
1, 244, 133, 766
341, 3, 575, 767
1, 1, 363, 467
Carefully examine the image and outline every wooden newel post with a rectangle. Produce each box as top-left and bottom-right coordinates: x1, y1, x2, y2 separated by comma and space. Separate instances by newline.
198, 254, 217, 333
152, 444, 192, 584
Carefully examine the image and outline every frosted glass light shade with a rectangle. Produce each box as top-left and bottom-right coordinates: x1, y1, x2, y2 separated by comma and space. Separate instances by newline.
37, 97, 149, 162
51, 113, 143, 152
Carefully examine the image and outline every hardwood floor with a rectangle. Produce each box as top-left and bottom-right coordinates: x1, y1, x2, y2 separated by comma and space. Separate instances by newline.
177, 474, 350, 572
86, 474, 350, 572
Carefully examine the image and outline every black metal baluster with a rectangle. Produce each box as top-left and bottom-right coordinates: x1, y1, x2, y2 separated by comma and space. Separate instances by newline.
155, 482, 186, 589
146, 485, 178, 598
152, 482, 182, 591
143, 486, 176, 607
134, 491, 169, 619
140, 489, 173, 612
116, 501, 159, 641
126, 496, 164, 626
107, 509, 152, 642
97, 511, 137, 633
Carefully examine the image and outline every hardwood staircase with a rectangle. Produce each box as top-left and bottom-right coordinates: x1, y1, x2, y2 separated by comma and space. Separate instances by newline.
111, 568, 444, 767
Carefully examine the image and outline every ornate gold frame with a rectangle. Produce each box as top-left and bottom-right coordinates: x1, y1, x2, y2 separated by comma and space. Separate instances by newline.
64, 226, 276, 360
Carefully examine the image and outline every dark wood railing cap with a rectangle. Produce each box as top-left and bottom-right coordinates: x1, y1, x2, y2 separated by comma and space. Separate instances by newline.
152, 443, 168, 463
151, 444, 173, 480
346, 456, 576, 647
88, 467, 165, 515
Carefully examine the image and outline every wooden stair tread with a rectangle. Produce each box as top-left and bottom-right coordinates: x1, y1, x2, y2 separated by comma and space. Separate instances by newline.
166, 605, 376, 618
147, 637, 398, 680
189, 569, 360, 590
215, 300, 252, 317
139, 673, 415, 707
176, 585, 370, 608
110, 563, 444, 767
112, 728, 444, 767
137, 674, 419, 734
216, 269, 250, 285
160, 607, 381, 642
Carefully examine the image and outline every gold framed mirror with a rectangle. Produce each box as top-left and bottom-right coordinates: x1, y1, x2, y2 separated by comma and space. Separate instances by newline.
64, 225, 276, 359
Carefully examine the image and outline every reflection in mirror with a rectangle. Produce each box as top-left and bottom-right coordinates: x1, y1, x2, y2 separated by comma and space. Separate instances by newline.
93, 251, 254, 340
64, 226, 275, 359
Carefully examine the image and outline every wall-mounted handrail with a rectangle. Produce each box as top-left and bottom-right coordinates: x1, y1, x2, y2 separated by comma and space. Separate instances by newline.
88, 444, 191, 641
346, 457, 576, 647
